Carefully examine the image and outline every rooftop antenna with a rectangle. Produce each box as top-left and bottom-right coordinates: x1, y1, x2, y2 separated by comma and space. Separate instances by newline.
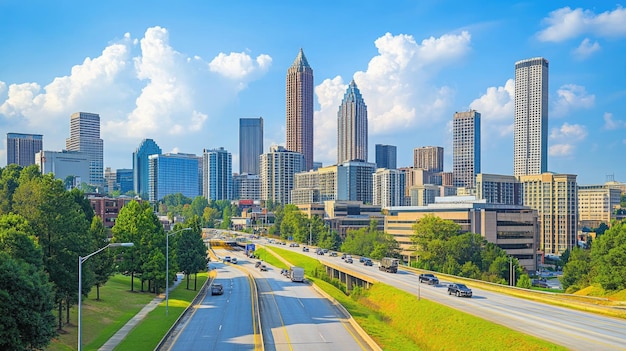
606, 174, 615, 182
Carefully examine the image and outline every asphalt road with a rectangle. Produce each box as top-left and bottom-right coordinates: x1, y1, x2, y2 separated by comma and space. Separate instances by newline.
264, 241, 626, 351
216, 248, 375, 351
167, 260, 256, 351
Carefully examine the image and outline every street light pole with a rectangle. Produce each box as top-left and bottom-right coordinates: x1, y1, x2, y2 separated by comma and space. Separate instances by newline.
166, 227, 191, 316
78, 242, 133, 351
309, 222, 312, 247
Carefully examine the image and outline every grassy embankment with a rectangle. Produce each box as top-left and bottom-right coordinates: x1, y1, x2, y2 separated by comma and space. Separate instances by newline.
47, 272, 209, 351
113, 272, 209, 351
258, 246, 566, 351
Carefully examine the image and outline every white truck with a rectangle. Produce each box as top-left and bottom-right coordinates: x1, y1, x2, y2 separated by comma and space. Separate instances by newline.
289, 266, 305, 282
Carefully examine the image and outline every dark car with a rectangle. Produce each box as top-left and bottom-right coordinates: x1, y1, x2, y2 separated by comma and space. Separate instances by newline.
211, 283, 224, 295
448, 283, 472, 297
302, 247, 309, 252
359, 257, 367, 263
363, 258, 373, 266
255, 261, 262, 268
419, 273, 439, 285
532, 278, 550, 288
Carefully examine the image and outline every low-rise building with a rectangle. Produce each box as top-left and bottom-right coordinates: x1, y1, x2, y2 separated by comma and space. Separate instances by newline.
384, 196, 538, 272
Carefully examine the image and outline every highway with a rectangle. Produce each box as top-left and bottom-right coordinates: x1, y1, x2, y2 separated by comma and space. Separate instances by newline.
166, 260, 257, 351
263, 240, 626, 351
214, 248, 375, 351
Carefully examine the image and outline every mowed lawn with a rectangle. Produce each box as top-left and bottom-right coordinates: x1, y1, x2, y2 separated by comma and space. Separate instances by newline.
48, 274, 158, 351
266, 245, 566, 351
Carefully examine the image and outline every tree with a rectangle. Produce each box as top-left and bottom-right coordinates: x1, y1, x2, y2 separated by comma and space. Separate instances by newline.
516, 274, 532, 289
590, 221, 626, 291
0, 216, 56, 350
0, 164, 23, 214
175, 217, 207, 290
0, 253, 57, 350
562, 247, 592, 291
12, 174, 92, 330
88, 216, 116, 300
112, 200, 159, 292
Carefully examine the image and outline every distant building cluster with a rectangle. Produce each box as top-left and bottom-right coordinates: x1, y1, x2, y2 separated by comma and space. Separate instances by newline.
7, 53, 626, 273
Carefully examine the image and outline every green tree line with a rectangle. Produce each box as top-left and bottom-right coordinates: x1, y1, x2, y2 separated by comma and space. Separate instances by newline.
410, 215, 524, 285
561, 220, 626, 293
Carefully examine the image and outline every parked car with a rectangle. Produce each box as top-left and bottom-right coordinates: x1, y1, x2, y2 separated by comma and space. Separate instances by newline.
211, 283, 224, 295
448, 283, 473, 297
532, 278, 549, 288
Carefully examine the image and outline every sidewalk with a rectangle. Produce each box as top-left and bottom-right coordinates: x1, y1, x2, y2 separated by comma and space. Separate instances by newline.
98, 274, 183, 351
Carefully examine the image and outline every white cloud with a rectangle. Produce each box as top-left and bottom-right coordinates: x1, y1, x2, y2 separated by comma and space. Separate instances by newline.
603, 112, 626, 130
469, 79, 514, 121
552, 84, 595, 118
550, 122, 588, 141
573, 38, 601, 59
312, 31, 471, 166
0, 25, 272, 167
548, 123, 587, 157
537, 6, 626, 42
209, 51, 271, 80
549, 144, 575, 156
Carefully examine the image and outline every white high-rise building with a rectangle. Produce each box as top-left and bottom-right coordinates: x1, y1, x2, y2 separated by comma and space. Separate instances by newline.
514, 57, 548, 176
373, 168, 405, 207
337, 80, 368, 164
453, 110, 481, 188
203, 147, 233, 201
260, 145, 305, 205
66, 112, 104, 186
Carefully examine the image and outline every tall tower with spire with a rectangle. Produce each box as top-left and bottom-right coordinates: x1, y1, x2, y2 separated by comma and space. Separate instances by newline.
286, 48, 314, 170
337, 80, 368, 164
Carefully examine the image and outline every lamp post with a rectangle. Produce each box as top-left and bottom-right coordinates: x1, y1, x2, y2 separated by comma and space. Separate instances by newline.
78, 242, 134, 351
308, 222, 312, 247
166, 227, 191, 316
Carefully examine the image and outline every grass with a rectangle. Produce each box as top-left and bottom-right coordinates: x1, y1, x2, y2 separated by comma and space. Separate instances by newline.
265, 246, 567, 351
113, 272, 209, 351
48, 275, 161, 351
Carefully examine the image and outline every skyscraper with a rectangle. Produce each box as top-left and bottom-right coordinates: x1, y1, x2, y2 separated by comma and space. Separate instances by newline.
413, 146, 444, 172
337, 80, 368, 164
148, 153, 201, 202
514, 57, 548, 176
452, 110, 481, 188
375, 144, 397, 169
239, 117, 263, 175
133, 139, 162, 198
66, 112, 104, 186
286, 48, 314, 170
373, 168, 405, 207
260, 145, 305, 205
203, 147, 233, 201
7, 132, 43, 167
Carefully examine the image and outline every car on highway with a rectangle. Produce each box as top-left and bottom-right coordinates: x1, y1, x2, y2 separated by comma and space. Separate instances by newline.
255, 261, 262, 268
419, 273, 439, 285
289, 243, 300, 247
259, 264, 268, 271
211, 283, 224, 295
302, 247, 309, 252
359, 257, 368, 263
230, 257, 237, 264
330, 252, 338, 257
345, 257, 353, 264
448, 283, 473, 297
223, 256, 231, 263
363, 258, 373, 266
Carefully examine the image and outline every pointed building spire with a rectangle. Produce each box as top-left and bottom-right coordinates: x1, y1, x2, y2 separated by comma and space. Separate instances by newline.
290, 48, 311, 71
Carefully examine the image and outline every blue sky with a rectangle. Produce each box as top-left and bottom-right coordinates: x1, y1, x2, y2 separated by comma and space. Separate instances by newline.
1, 1, 624, 185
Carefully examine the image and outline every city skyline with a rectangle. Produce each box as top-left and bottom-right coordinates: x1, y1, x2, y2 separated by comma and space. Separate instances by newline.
1, 2, 625, 185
